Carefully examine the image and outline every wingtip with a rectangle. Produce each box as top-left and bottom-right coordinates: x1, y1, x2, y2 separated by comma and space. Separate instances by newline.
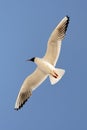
14, 92, 33, 111
64, 16, 70, 33
66, 15, 70, 20
14, 106, 22, 111
66, 16, 70, 25
14, 100, 27, 111
14, 104, 19, 111
14, 107, 19, 111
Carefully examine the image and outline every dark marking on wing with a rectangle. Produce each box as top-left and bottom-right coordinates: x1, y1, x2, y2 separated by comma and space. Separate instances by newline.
58, 16, 70, 39
14, 90, 32, 111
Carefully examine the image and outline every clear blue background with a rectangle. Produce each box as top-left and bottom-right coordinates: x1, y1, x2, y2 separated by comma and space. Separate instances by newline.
0, 0, 87, 130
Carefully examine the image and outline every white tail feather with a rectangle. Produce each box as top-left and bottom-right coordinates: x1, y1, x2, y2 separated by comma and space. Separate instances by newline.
49, 68, 65, 85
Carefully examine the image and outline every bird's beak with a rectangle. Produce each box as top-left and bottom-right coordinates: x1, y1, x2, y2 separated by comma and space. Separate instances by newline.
26, 57, 35, 62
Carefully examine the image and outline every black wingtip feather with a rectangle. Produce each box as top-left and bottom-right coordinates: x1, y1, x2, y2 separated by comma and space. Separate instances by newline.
65, 16, 70, 33
14, 90, 32, 111
14, 98, 29, 111
66, 15, 70, 21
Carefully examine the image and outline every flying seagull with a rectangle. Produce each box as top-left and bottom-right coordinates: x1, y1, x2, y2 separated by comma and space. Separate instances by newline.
15, 16, 70, 110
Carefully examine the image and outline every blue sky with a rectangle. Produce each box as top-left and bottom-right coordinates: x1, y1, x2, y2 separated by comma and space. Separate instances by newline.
0, 0, 87, 129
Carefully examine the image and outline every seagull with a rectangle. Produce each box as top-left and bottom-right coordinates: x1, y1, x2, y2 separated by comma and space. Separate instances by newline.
14, 16, 70, 110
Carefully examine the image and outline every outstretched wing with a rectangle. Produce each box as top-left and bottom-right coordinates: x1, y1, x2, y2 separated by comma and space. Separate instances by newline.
43, 16, 69, 66
14, 68, 48, 110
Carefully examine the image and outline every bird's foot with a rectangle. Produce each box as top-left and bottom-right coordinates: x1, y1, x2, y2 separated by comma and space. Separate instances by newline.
51, 70, 58, 78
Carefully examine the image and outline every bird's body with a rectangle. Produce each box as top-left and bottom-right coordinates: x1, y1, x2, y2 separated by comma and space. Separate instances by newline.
14, 16, 70, 110
34, 57, 65, 79
35, 58, 55, 75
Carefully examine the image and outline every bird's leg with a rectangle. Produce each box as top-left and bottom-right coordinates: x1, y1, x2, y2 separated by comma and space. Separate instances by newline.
51, 70, 58, 78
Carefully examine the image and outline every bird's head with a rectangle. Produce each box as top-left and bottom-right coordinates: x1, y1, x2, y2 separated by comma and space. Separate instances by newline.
27, 57, 35, 62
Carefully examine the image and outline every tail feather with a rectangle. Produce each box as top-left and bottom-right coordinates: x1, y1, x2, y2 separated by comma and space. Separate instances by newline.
49, 68, 65, 85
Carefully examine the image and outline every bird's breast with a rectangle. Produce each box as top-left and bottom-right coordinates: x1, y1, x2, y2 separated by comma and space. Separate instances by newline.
35, 58, 54, 74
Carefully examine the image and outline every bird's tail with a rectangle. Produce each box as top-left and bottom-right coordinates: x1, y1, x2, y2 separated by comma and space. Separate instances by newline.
49, 68, 65, 85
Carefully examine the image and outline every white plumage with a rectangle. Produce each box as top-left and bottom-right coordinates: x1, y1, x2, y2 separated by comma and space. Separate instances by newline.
14, 16, 70, 110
